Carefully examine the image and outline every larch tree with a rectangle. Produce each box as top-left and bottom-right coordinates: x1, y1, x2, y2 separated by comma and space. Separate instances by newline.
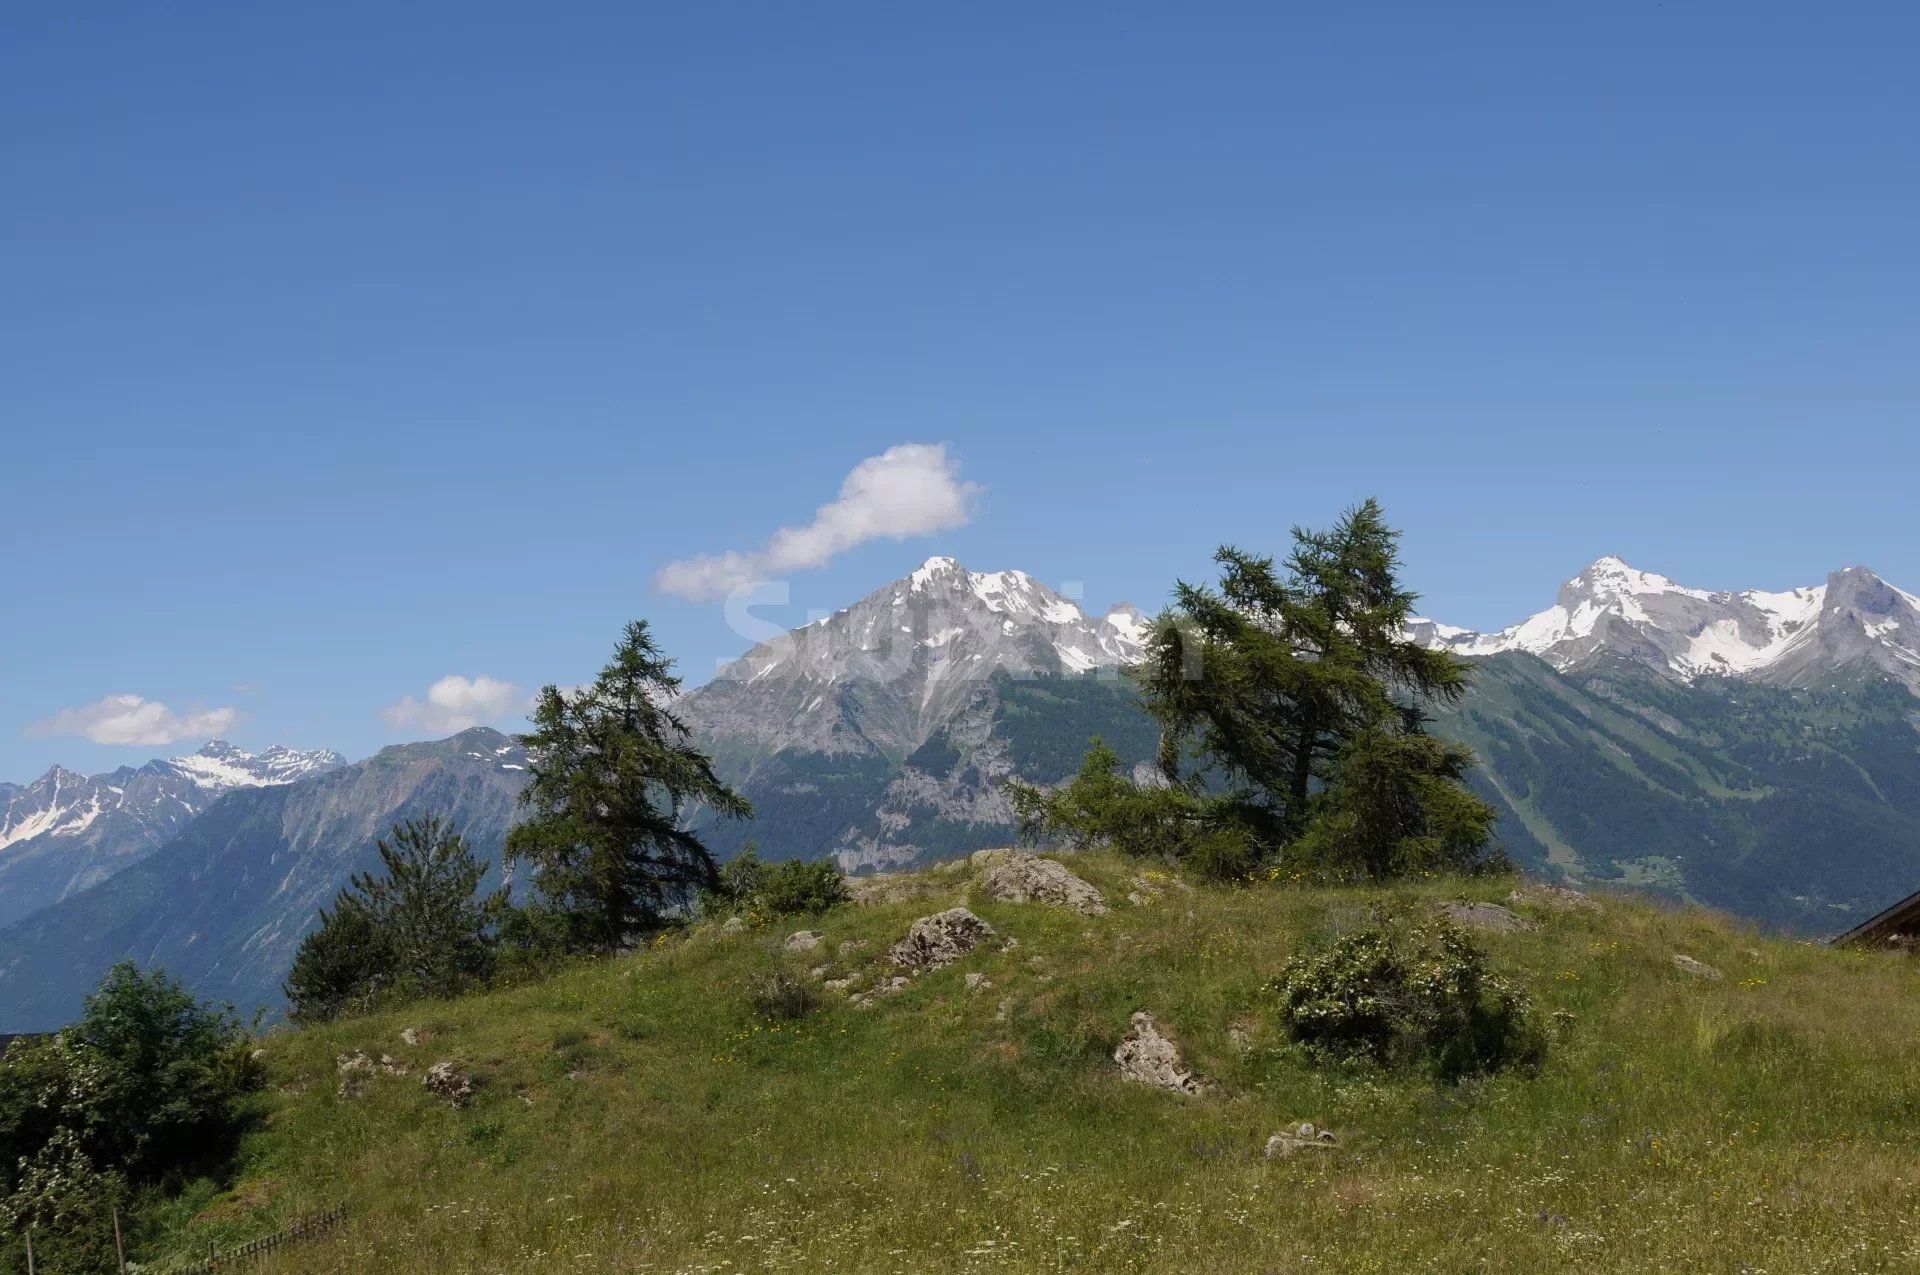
507, 620, 751, 950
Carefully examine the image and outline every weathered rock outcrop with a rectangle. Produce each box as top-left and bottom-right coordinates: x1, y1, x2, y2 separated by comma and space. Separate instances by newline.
1265, 1122, 1338, 1158
424, 1060, 475, 1108
1113, 1011, 1207, 1095
1509, 884, 1602, 915
974, 850, 1108, 915
1438, 901, 1536, 933
1673, 954, 1723, 981
889, 908, 995, 971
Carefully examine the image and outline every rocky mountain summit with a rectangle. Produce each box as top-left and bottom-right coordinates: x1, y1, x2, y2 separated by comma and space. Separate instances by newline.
0, 739, 343, 928
1411, 556, 1920, 693
677, 557, 1160, 874
680, 556, 1148, 760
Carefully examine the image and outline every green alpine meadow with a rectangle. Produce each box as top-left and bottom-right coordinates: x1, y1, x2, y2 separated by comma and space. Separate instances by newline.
101, 854, 1920, 1272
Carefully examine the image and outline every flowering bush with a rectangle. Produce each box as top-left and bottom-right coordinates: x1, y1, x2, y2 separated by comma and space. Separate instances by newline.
1272, 917, 1544, 1080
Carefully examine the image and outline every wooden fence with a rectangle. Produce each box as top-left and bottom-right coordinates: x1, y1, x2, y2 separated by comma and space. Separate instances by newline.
177, 1203, 347, 1273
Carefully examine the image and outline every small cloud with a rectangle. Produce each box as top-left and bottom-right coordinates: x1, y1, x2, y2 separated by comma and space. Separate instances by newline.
28, 694, 238, 747
655, 442, 981, 602
382, 675, 524, 735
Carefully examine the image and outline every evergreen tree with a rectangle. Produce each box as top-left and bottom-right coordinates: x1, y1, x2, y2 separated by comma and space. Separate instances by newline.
283, 895, 386, 1024
508, 620, 751, 950
284, 816, 502, 1023
1029, 500, 1499, 880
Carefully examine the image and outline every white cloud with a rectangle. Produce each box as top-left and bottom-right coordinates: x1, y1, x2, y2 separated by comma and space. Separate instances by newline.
28, 694, 238, 747
655, 442, 982, 602
382, 675, 524, 735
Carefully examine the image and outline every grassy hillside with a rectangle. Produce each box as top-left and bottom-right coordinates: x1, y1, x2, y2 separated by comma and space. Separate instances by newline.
1438, 654, 1920, 931
156, 853, 1920, 1273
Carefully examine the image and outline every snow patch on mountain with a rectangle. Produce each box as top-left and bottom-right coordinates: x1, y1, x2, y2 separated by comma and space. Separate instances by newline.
1412, 557, 1920, 694
682, 556, 1150, 758
165, 740, 344, 793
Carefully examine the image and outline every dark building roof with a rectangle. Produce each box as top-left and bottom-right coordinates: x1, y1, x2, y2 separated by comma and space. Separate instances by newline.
1832, 889, 1920, 947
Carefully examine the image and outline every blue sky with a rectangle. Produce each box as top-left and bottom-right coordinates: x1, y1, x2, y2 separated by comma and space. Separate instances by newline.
4, 1, 1917, 779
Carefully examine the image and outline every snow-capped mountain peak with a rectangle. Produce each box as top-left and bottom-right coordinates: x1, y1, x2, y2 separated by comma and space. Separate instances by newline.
0, 740, 346, 928
165, 739, 345, 792
1413, 558, 1920, 693
683, 556, 1147, 756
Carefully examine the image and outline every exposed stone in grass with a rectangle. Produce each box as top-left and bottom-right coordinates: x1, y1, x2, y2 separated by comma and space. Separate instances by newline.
424, 1061, 475, 1108
838, 938, 870, 956
720, 916, 746, 936
846, 873, 943, 906
965, 972, 993, 992
783, 930, 824, 953
848, 975, 911, 1009
1114, 1011, 1207, 1095
336, 1051, 376, 1098
1438, 901, 1537, 933
975, 850, 1109, 915
399, 1027, 426, 1047
1509, 884, 1603, 916
1673, 954, 1724, 981
889, 907, 995, 972
1265, 1122, 1338, 1158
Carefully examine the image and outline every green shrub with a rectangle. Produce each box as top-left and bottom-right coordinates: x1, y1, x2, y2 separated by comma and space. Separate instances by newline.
1272, 918, 1543, 1080
0, 964, 262, 1271
757, 858, 848, 916
1006, 737, 1227, 864
1183, 825, 1260, 881
705, 845, 847, 920
0, 1129, 127, 1275
747, 969, 814, 1023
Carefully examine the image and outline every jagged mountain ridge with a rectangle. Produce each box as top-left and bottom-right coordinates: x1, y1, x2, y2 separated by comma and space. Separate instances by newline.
0, 729, 527, 1030
0, 740, 343, 929
678, 556, 1156, 873
1410, 556, 1920, 692
680, 555, 1148, 761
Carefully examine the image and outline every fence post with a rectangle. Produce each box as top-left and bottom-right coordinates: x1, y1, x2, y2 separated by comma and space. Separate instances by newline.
114, 1206, 128, 1273
23, 1226, 33, 1275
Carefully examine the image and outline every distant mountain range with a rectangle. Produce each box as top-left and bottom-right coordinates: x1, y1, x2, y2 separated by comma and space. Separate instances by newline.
3, 553, 1918, 1030
0, 731, 524, 1029
1409, 556, 1920, 692
0, 740, 342, 928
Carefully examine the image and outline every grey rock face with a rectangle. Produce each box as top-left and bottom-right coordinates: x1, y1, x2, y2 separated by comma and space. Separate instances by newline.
1113, 1011, 1206, 1095
1437, 901, 1536, 934
888, 907, 995, 972
424, 1060, 474, 1108
1508, 884, 1602, 916
1673, 954, 1724, 981
975, 850, 1109, 915
1265, 1123, 1338, 1158
680, 556, 1148, 761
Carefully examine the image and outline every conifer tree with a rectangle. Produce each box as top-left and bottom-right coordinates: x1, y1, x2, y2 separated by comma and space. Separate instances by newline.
285, 815, 502, 1023
1139, 499, 1475, 842
507, 620, 751, 950
1031, 500, 1499, 879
